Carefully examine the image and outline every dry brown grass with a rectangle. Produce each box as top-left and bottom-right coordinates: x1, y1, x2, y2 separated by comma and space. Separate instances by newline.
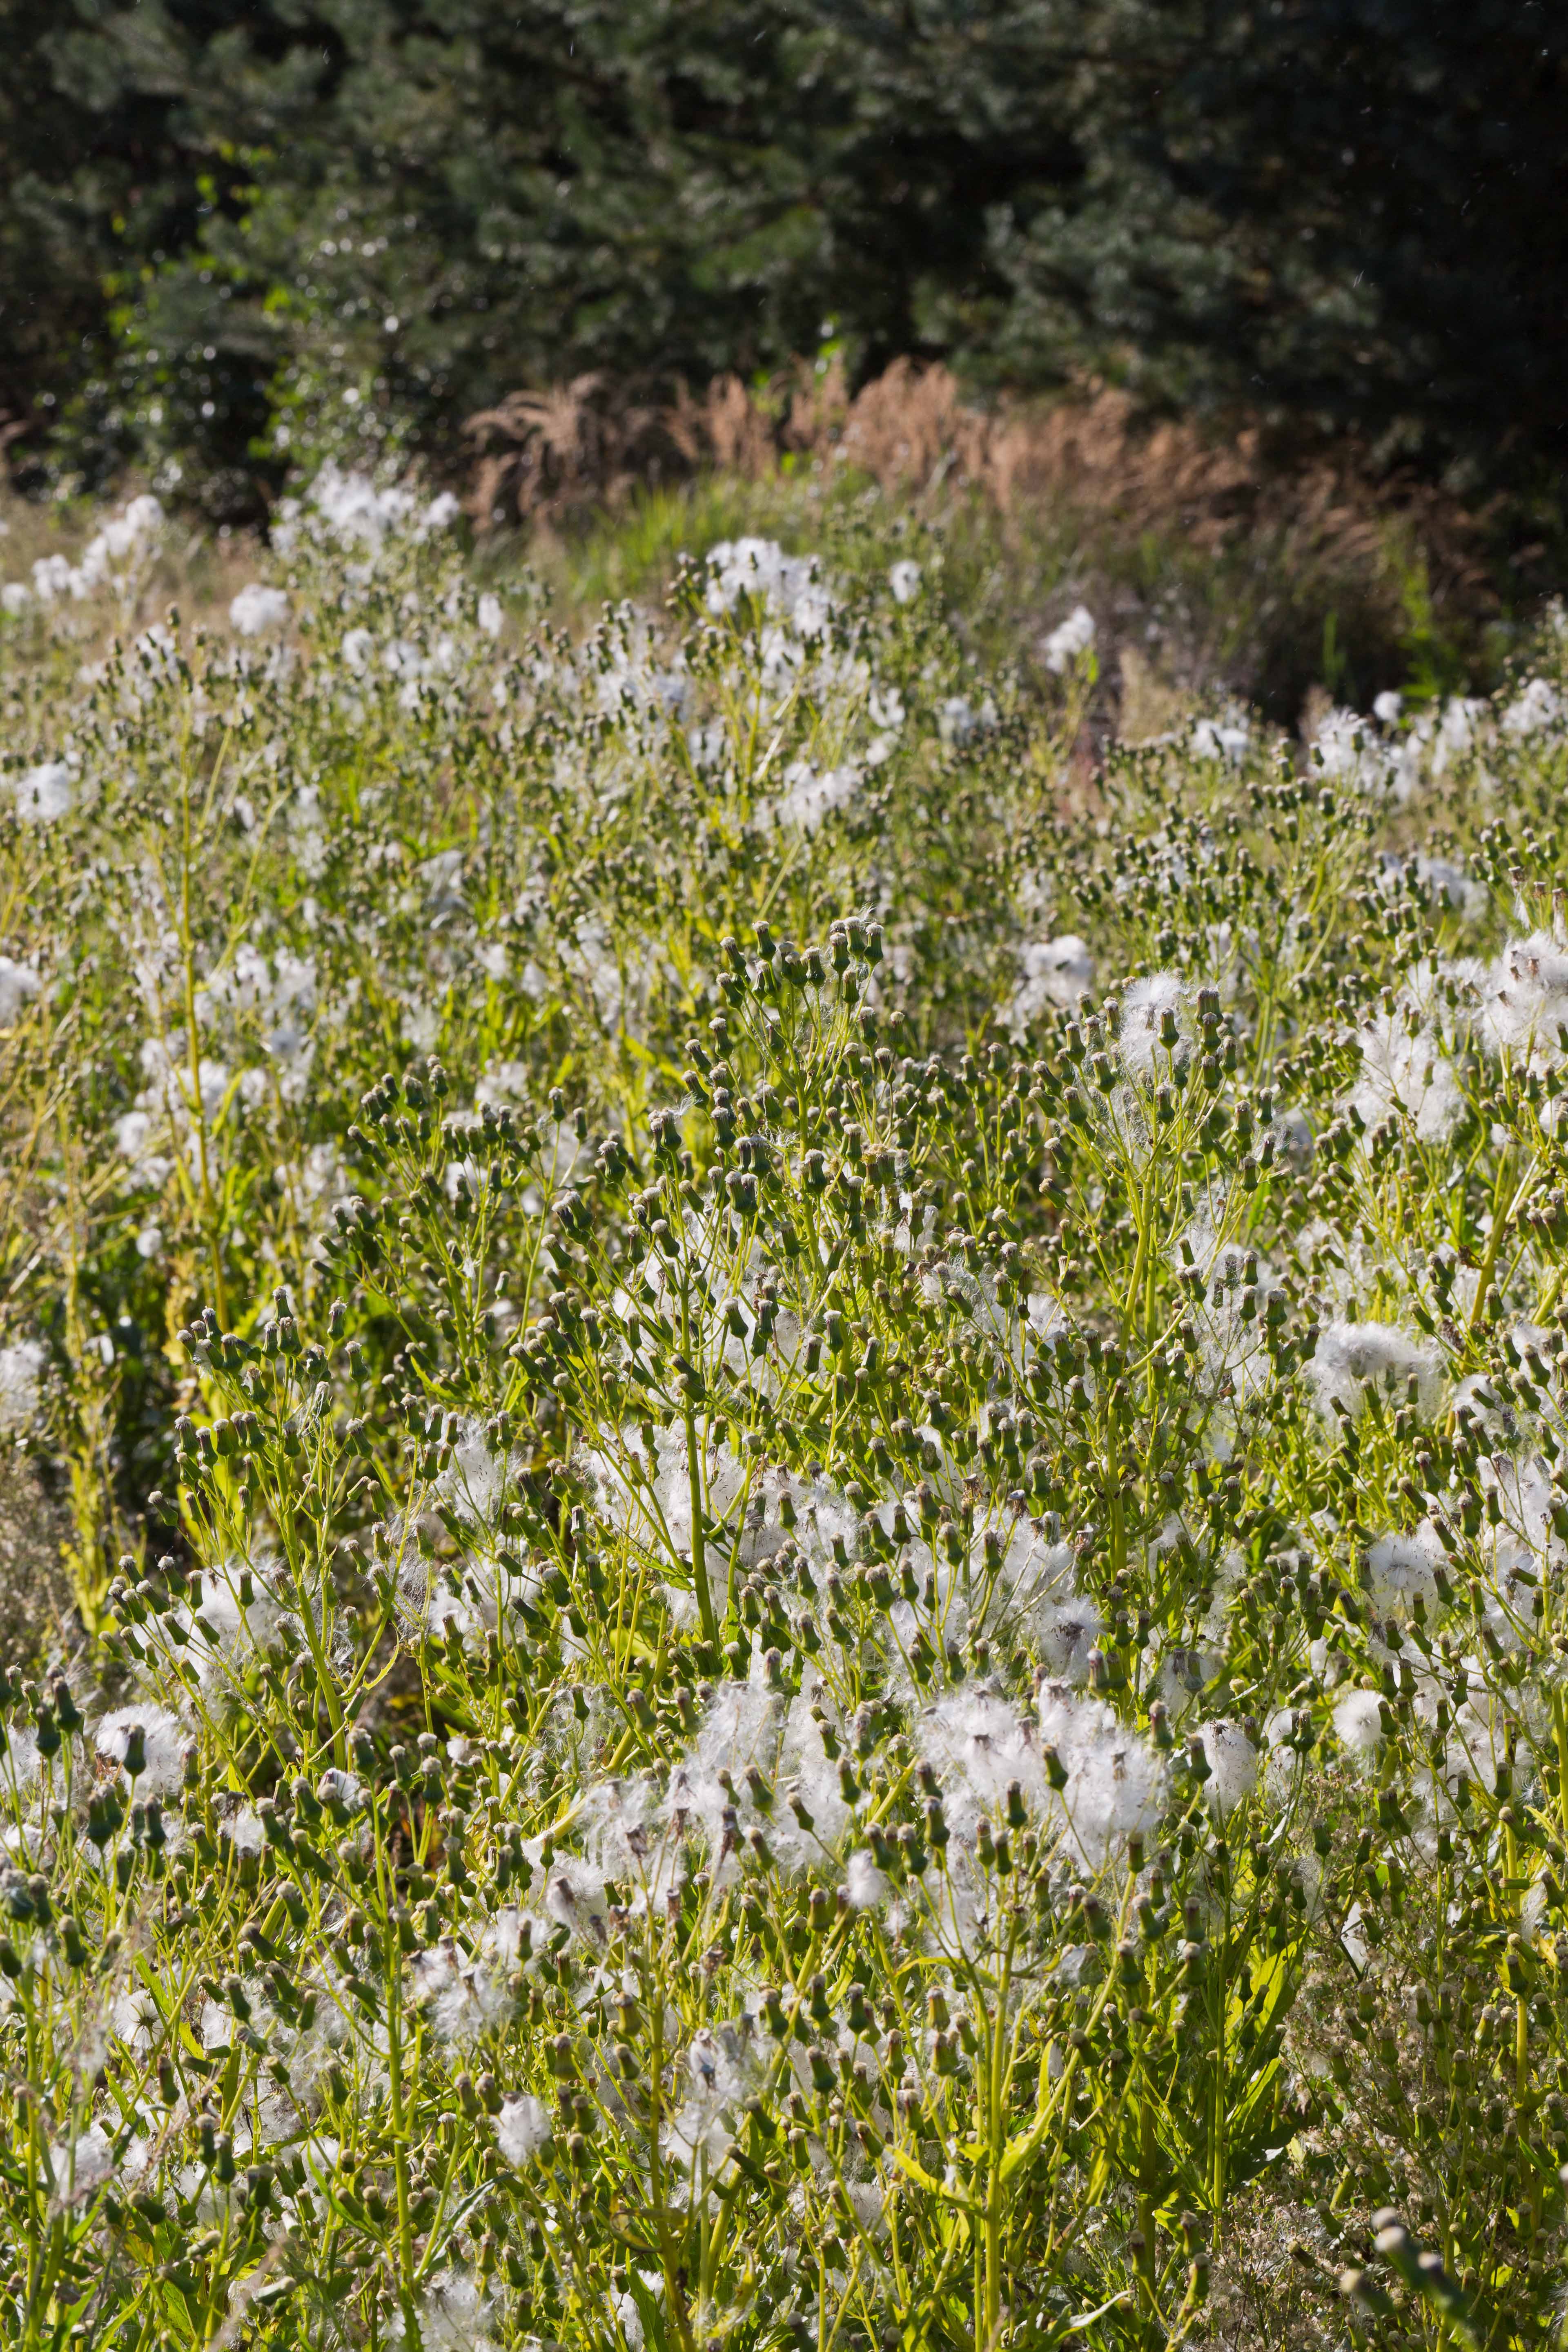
467, 357, 1491, 616
464, 358, 1504, 722
807, 360, 1482, 595
465, 375, 700, 530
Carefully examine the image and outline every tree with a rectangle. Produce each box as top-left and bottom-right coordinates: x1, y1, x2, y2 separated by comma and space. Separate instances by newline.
983, 0, 1568, 482
6, 0, 1564, 510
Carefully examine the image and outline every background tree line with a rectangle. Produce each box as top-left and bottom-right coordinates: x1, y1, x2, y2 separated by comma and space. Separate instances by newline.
2, 0, 1563, 519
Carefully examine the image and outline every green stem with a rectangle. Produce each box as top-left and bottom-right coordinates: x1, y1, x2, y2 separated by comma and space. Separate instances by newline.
1465, 1150, 1518, 1341
381, 1782, 419, 2342
684, 1406, 715, 1649
646, 1941, 697, 2352
175, 727, 229, 1330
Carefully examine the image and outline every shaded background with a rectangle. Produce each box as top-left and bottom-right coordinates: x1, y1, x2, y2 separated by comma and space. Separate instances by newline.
2, 0, 1564, 532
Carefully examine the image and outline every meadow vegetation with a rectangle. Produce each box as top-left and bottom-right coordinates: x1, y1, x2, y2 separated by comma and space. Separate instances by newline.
0, 462, 1568, 2350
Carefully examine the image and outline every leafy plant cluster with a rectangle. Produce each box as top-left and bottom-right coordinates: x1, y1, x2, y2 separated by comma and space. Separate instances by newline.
3, 479, 1568, 2348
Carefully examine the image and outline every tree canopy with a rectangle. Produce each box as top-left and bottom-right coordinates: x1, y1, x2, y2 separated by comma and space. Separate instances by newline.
4, 0, 1563, 510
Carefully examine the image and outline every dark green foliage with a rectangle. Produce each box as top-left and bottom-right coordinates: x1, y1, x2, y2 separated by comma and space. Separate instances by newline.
0, 0, 170, 448
982, 0, 1568, 479
4, 0, 1565, 508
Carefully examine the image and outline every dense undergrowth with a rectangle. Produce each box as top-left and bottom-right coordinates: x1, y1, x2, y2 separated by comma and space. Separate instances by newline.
2, 472, 1568, 2350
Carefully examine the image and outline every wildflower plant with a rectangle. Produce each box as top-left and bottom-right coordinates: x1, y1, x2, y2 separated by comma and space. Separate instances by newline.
3, 483, 1568, 2347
